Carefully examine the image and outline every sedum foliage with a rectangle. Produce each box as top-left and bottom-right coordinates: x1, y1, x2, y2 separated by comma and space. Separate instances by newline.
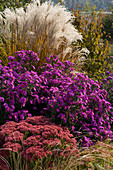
72, 5, 111, 81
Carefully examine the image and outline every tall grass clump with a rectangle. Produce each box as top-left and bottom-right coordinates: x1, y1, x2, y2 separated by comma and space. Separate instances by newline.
76, 138, 113, 169
0, 0, 89, 70
72, 5, 111, 81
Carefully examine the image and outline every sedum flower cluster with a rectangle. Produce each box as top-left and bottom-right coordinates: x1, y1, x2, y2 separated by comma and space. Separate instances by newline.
0, 50, 113, 147
0, 116, 78, 165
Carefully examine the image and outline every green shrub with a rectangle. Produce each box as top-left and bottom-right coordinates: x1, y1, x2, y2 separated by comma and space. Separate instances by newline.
101, 13, 113, 42
72, 5, 111, 81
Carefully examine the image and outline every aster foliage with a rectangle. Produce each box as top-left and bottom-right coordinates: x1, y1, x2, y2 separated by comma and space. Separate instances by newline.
100, 64, 113, 107
0, 116, 78, 169
0, 50, 113, 147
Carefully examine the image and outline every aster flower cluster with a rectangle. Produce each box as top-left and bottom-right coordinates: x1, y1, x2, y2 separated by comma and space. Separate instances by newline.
0, 50, 41, 124
0, 116, 78, 166
0, 50, 113, 147
38, 58, 113, 146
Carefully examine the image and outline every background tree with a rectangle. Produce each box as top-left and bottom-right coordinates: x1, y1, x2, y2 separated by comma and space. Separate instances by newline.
0, 0, 32, 11
56, 0, 112, 11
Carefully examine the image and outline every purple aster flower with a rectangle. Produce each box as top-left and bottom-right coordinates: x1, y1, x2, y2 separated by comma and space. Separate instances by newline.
27, 113, 32, 117
71, 126, 75, 133
8, 56, 15, 61
108, 76, 113, 80
56, 108, 60, 112
106, 71, 110, 74
57, 113, 67, 123
0, 97, 4, 102
19, 97, 27, 107
20, 114, 25, 120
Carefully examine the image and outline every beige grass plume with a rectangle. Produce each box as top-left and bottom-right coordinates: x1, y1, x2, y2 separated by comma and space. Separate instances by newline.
0, 0, 89, 68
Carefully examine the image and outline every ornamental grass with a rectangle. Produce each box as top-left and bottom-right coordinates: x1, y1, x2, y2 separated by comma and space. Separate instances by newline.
0, 0, 88, 70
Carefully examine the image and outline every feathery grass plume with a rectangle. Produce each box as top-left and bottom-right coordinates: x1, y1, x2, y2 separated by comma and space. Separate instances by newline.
0, 0, 87, 69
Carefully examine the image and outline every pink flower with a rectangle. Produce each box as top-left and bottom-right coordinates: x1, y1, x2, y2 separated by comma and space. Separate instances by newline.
0, 116, 78, 163
3, 142, 22, 152
5, 131, 24, 143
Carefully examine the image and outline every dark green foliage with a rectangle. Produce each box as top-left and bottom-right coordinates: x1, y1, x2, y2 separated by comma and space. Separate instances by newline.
101, 13, 113, 42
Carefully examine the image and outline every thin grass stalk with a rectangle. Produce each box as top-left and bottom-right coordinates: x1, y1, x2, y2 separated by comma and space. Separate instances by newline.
0, 155, 11, 170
